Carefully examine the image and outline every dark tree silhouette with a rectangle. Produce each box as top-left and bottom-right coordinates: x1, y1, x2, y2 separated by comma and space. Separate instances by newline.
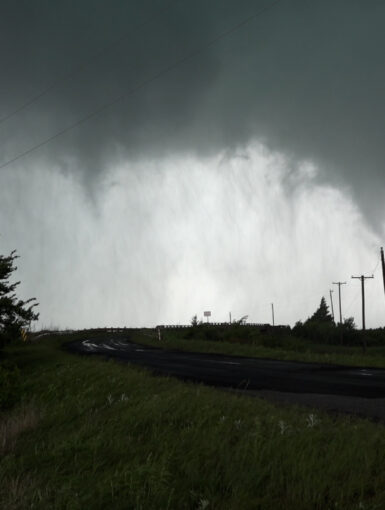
307, 297, 334, 324
0, 250, 39, 347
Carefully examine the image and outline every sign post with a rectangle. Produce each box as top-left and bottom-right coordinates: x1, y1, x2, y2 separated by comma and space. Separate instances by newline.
203, 311, 211, 323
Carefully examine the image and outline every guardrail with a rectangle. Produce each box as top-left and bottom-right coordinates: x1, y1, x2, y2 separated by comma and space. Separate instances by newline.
157, 323, 290, 330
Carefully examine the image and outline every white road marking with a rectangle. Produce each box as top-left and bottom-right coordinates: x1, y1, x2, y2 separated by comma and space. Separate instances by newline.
110, 340, 124, 347
101, 344, 117, 350
199, 359, 240, 365
82, 340, 98, 350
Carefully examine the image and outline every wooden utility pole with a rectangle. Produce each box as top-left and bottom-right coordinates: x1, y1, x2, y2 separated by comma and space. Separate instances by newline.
351, 275, 374, 330
271, 303, 275, 326
381, 247, 385, 300
332, 281, 346, 324
329, 289, 335, 322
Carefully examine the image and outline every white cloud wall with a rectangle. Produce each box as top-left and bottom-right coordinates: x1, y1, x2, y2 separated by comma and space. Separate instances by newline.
1, 143, 383, 329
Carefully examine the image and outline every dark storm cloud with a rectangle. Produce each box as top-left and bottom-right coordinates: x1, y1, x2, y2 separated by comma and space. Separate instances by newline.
1, 0, 385, 225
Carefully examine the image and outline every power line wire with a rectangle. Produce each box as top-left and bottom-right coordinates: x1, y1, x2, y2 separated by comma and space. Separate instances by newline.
372, 258, 380, 274
0, 0, 182, 126
0, 0, 283, 171
344, 290, 360, 314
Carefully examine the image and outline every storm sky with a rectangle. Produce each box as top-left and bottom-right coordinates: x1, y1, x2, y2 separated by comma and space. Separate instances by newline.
1, 0, 384, 329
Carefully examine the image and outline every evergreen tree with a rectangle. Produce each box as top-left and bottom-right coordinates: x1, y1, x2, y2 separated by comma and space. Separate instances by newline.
0, 250, 39, 346
307, 297, 334, 324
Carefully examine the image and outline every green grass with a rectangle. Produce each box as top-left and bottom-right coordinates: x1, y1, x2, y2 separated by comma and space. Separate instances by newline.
133, 328, 385, 368
1, 333, 385, 509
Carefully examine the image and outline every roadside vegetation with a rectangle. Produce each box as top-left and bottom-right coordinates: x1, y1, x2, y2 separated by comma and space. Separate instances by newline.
1, 333, 385, 509
134, 324, 385, 369
131, 297, 385, 368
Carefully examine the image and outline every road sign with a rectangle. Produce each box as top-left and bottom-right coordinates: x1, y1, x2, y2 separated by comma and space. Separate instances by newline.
203, 311, 211, 317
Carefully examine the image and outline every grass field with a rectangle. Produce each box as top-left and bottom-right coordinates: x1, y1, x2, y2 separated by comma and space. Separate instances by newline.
131, 328, 385, 368
1, 332, 385, 509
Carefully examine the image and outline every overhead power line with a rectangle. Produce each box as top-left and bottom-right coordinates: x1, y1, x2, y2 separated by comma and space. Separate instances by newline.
372, 257, 380, 274
0, 0, 182, 126
344, 290, 360, 315
0, 0, 283, 171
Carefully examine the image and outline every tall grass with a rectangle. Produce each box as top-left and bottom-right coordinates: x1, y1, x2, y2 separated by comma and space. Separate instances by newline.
0, 403, 39, 455
1, 335, 385, 509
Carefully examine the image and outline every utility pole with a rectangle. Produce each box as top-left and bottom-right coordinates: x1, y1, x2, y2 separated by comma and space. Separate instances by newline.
271, 303, 275, 326
329, 289, 335, 322
229, 312, 232, 324
351, 275, 374, 330
332, 281, 346, 324
381, 247, 385, 300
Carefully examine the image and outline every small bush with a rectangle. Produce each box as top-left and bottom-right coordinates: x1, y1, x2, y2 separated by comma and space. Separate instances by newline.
0, 361, 22, 410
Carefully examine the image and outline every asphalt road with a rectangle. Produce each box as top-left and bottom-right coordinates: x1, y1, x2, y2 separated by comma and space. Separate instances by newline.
68, 338, 385, 421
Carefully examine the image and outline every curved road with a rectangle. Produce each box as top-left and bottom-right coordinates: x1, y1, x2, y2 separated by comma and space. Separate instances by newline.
68, 338, 385, 421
